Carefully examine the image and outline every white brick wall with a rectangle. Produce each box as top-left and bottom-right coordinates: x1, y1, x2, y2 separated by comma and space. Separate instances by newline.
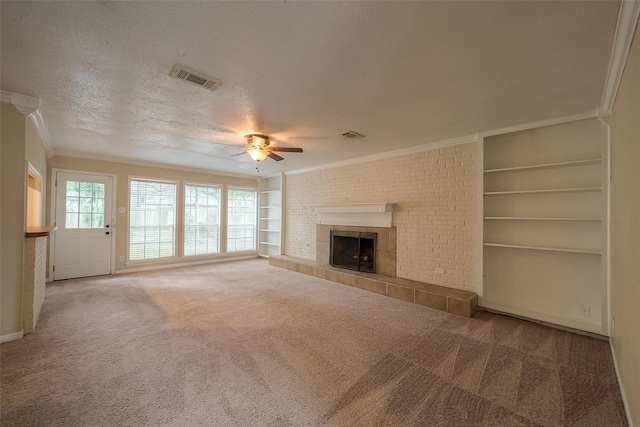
33, 237, 47, 327
285, 142, 477, 291
23, 236, 47, 333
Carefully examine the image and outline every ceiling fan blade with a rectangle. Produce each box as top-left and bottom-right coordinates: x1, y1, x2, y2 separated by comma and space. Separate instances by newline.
230, 151, 247, 158
267, 152, 284, 161
269, 147, 303, 153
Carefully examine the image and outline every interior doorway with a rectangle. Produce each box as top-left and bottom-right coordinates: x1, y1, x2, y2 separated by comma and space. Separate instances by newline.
27, 164, 43, 227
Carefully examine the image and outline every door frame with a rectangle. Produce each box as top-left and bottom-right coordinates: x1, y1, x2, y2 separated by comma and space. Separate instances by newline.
49, 168, 118, 280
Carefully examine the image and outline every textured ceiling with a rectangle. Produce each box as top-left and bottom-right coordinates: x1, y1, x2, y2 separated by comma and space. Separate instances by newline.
0, 1, 620, 176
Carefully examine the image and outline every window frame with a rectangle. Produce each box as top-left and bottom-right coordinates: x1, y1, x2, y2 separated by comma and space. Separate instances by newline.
128, 176, 179, 263
226, 186, 259, 253
183, 181, 222, 257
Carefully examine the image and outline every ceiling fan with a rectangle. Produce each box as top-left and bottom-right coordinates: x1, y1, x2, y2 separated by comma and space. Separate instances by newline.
232, 134, 303, 162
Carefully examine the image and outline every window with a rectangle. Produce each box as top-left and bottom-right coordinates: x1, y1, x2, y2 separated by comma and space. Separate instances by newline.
184, 183, 221, 256
64, 181, 105, 229
227, 188, 257, 252
129, 178, 176, 261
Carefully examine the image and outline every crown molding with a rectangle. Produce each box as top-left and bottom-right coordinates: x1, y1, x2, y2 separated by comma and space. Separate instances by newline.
602, 0, 640, 111
51, 149, 259, 181
285, 134, 479, 176
1, 90, 53, 155
0, 90, 40, 116
29, 109, 53, 155
285, 108, 608, 177
479, 109, 602, 138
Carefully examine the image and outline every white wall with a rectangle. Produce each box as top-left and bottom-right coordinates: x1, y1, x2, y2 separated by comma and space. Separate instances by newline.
285, 142, 477, 291
1, 102, 27, 337
610, 15, 640, 425
25, 116, 48, 223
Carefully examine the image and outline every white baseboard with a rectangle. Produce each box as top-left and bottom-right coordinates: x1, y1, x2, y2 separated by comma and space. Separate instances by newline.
480, 302, 605, 336
0, 330, 24, 344
115, 254, 259, 274
479, 307, 608, 340
610, 339, 634, 427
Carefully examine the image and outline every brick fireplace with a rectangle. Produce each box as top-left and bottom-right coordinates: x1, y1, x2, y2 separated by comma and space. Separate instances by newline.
270, 202, 477, 318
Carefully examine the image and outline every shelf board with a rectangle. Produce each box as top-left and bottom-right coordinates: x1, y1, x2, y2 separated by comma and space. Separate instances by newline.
259, 242, 280, 246
484, 217, 601, 221
483, 242, 601, 255
484, 158, 601, 174
484, 187, 601, 195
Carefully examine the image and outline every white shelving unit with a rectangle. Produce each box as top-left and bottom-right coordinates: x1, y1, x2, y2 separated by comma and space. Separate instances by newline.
258, 174, 283, 258
482, 118, 608, 334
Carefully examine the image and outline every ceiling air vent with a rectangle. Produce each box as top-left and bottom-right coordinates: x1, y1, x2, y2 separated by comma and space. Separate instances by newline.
341, 130, 365, 139
169, 64, 223, 92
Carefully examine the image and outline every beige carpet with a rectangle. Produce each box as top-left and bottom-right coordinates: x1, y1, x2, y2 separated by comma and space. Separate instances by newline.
0, 259, 627, 426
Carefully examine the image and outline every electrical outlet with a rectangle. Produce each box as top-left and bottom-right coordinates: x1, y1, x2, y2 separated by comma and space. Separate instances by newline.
119, 255, 124, 262
118, 207, 126, 213
579, 304, 591, 318
435, 267, 445, 274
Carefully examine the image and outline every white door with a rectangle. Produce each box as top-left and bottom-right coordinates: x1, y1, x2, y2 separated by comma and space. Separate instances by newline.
54, 171, 113, 280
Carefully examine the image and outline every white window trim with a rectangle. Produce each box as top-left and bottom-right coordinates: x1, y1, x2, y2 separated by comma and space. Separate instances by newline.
183, 181, 222, 257
127, 176, 179, 264
226, 186, 259, 253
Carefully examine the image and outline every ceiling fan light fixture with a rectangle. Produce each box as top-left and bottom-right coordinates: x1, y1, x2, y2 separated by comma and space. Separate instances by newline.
248, 134, 269, 148
249, 148, 269, 162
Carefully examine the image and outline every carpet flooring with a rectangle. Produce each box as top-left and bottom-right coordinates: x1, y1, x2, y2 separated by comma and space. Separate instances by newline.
0, 259, 627, 426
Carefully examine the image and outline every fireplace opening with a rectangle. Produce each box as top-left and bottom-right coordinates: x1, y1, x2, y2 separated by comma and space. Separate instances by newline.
330, 230, 377, 273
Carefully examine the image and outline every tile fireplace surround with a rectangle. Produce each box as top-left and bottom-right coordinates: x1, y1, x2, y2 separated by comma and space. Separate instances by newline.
317, 224, 396, 277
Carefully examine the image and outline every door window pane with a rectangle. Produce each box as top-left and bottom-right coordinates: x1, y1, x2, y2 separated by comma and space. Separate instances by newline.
64, 181, 105, 229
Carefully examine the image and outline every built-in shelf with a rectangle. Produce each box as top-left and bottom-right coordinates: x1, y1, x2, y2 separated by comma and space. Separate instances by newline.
484, 242, 601, 255
484, 217, 601, 221
258, 174, 283, 258
484, 158, 601, 174
483, 119, 607, 335
484, 187, 601, 195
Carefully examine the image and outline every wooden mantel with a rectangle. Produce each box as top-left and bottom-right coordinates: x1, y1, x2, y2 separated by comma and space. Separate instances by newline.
25, 225, 56, 238
313, 203, 395, 228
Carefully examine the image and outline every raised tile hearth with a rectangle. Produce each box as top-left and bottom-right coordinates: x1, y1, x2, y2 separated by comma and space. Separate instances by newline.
269, 255, 478, 318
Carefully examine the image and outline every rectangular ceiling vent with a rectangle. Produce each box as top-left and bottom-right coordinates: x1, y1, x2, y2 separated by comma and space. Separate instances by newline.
341, 130, 365, 139
169, 64, 223, 92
